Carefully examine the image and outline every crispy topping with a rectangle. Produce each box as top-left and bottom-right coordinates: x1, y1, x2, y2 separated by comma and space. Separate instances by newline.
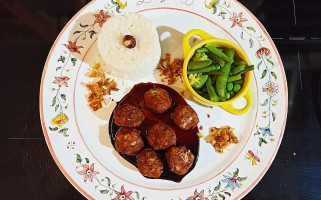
204, 126, 239, 154
157, 53, 184, 85
86, 64, 119, 111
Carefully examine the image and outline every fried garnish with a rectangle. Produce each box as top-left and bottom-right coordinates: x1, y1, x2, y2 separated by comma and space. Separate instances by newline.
157, 53, 184, 85
204, 126, 239, 154
86, 64, 119, 111
89, 63, 102, 77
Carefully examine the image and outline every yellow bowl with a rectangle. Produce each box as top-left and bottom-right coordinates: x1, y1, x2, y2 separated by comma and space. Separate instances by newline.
182, 29, 253, 115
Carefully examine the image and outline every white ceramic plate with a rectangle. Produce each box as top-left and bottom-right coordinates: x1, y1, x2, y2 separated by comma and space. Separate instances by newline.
40, 0, 287, 199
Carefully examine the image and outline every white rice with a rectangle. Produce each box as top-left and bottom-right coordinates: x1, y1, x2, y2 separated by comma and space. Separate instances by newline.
97, 13, 161, 81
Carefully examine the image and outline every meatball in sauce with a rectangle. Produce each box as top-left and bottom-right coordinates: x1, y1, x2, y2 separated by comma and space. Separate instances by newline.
147, 122, 176, 150
173, 104, 199, 130
137, 148, 163, 178
165, 146, 195, 175
144, 88, 172, 114
115, 127, 144, 156
114, 104, 145, 127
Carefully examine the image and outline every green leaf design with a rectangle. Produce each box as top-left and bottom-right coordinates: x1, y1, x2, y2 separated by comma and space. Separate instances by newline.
214, 181, 221, 191
261, 69, 267, 79
224, 192, 231, 196
233, 168, 239, 177
246, 26, 256, 33
73, 31, 82, 35
240, 31, 244, 39
237, 177, 247, 182
116, 5, 121, 13
58, 56, 65, 63
85, 158, 90, 163
61, 94, 66, 102
272, 112, 276, 121
55, 104, 59, 112
259, 138, 267, 146
257, 60, 262, 70
261, 99, 268, 106
52, 96, 57, 106
135, 191, 140, 199
213, 6, 217, 14
80, 23, 89, 28
71, 58, 77, 66
105, 177, 111, 186
111, 0, 118, 6
254, 131, 260, 136
89, 30, 97, 39
49, 127, 58, 131
218, 12, 226, 19
249, 38, 254, 48
100, 190, 109, 194
213, 0, 220, 5
267, 58, 274, 66
271, 71, 277, 79
56, 67, 62, 71
219, 194, 225, 200
76, 154, 82, 163
59, 128, 69, 137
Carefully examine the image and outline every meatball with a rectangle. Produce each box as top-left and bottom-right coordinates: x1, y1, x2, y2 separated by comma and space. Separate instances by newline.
115, 127, 144, 156
144, 88, 172, 114
137, 148, 163, 178
114, 104, 145, 127
147, 123, 176, 150
173, 104, 199, 130
165, 146, 195, 175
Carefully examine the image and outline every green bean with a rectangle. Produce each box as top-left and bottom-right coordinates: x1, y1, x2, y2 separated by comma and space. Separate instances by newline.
187, 65, 217, 74
215, 48, 235, 101
229, 91, 235, 97
209, 54, 225, 67
211, 75, 217, 83
239, 65, 255, 74
225, 92, 231, 100
201, 86, 208, 93
187, 60, 212, 70
196, 48, 209, 53
230, 64, 246, 75
233, 84, 242, 92
234, 60, 247, 65
232, 80, 244, 85
206, 77, 219, 102
226, 82, 234, 92
227, 74, 242, 82
207, 45, 234, 63
207, 71, 224, 76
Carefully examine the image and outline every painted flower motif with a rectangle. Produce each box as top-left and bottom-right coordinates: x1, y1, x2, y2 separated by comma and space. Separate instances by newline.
51, 113, 69, 127
229, 12, 247, 28
256, 47, 271, 59
259, 127, 273, 137
205, 0, 216, 9
222, 174, 241, 191
64, 41, 83, 54
187, 189, 208, 200
113, 186, 133, 200
94, 10, 110, 27
53, 76, 70, 87
116, 0, 127, 9
77, 163, 99, 182
263, 82, 279, 96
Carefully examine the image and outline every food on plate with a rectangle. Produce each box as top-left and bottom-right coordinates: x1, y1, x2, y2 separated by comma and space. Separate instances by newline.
115, 127, 144, 156
147, 122, 176, 150
204, 126, 239, 154
144, 88, 172, 114
165, 146, 195, 175
86, 67, 119, 111
173, 104, 199, 130
137, 148, 163, 178
114, 104, 145, 127
109, 83, 199, 182
187, 45, 254, 102
97, 13, 161, 80
157, 53, 184, 85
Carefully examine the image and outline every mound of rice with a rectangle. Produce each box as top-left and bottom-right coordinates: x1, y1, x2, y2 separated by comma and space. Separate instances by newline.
98, 13, 161, 80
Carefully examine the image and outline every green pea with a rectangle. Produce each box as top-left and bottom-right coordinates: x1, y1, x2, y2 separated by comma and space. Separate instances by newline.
225, 92, 231, 100
226, 83, 233, 92
233, 84, 241, 92
229, 91, 235, 97
215, 65, 221, 71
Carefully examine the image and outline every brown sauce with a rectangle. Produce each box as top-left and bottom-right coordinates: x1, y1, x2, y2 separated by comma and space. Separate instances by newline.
109, 83, 199, 182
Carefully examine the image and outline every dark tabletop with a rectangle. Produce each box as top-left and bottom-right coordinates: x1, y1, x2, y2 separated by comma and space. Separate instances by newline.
1, 0, 321, 199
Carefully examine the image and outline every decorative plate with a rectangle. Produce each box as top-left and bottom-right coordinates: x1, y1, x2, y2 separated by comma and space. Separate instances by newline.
40, 0, 287, 199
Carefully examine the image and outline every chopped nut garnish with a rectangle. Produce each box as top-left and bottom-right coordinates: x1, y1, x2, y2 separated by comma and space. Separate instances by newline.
199, 125, 203, 130
207, 114, 210, 118
123, 35, 136, 49
204, 126, 239, 154
197, 132, 204, 138
86, 72, 119, 111
157, 53, 184, 85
